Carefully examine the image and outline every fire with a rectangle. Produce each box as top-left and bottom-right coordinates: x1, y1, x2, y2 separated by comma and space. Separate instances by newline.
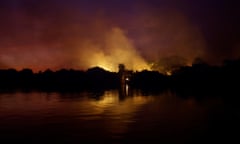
94, 61, 115, 72
81, 27, 151, 72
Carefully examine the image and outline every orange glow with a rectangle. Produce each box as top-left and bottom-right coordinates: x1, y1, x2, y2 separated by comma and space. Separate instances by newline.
0, 4, 210, 72
78, 27, 151, 72
166, 71, 172, 76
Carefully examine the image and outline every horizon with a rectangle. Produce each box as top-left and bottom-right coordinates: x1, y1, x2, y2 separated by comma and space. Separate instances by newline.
0, 57, 239, 74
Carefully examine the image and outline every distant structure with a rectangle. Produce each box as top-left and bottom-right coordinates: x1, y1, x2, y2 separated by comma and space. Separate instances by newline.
118, 64, 133, 97
118, 64, 133, 86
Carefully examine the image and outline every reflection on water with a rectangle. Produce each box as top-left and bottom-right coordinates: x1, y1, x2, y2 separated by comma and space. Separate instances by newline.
0, 89, 239, 143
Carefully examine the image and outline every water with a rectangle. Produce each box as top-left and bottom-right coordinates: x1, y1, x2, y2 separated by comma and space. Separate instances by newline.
0, 90, 239, 143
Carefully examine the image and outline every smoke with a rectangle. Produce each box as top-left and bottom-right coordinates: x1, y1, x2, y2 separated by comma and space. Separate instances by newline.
72, 8, 207, 72
125, 8, 206, 65
77, 27, 150, 71
3, 0, 239, 72
0, 4, 206, 72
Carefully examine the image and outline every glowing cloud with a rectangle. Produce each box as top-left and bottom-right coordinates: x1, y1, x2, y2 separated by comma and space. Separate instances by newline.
0, 0, 238, 71
78, 27, 150, 72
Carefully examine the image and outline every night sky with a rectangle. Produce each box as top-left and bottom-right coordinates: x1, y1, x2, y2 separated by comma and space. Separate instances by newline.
0, 0, 240, 71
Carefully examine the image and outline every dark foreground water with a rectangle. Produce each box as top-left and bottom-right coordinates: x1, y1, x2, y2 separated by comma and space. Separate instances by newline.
0, 89, 239, 143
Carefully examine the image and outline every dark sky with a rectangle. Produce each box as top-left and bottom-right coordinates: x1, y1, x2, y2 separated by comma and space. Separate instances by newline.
0, 0, 239, 71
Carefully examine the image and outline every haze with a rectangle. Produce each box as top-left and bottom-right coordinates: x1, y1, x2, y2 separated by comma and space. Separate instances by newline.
0, 0, 239, 72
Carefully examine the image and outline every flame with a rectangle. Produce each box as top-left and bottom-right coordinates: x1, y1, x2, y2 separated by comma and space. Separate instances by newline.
94, 60, 115, 72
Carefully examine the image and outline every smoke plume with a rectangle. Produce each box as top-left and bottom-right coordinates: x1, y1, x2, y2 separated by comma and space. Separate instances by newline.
77, 27, 150, 71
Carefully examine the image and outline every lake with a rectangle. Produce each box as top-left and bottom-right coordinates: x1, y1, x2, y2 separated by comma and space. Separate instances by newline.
0, 89, 239, 143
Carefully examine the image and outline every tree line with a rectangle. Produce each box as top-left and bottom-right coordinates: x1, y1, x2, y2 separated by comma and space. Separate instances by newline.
0, 59, 239, 95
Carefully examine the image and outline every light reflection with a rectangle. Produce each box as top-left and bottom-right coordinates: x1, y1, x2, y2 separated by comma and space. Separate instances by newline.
75, 90, 153, 136
126, 84, 129, 96
0, 91, 227, 142
86, 90, 153, 112
95, 93, 119, 107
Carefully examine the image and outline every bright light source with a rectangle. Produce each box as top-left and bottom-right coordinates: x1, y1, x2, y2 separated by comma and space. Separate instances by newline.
166, 71, 172, 76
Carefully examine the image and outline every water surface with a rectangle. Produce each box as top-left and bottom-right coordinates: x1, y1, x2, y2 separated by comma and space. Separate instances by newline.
0, 90, 239, 143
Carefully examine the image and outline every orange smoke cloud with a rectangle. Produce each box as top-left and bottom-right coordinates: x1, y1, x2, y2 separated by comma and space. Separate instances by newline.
78, 27, 150, 71
1, 0, 239, 72
0, 2, 207, 72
